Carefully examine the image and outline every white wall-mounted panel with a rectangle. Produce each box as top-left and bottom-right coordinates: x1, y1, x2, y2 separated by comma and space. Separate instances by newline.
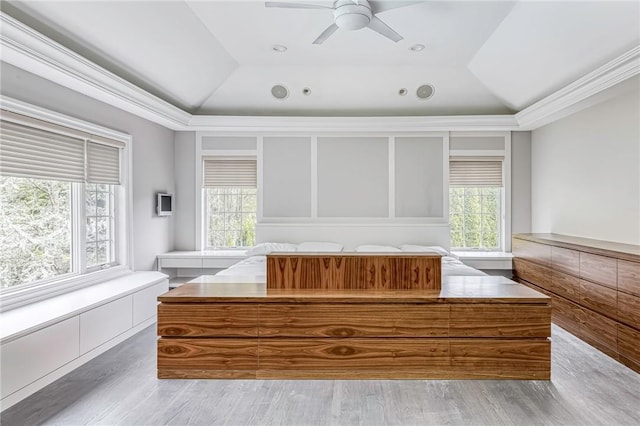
262, 137, 311, 217
317, 137, 389, 217
201, 136, 257, 151
450, 136, 505, 151
79, 295, 133, 354
395, 137, 444, 217
132, 281, 167, 326
1, 317, 79, 399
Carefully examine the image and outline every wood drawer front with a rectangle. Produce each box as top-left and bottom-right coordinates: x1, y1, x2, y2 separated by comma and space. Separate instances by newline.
157, 304, 258, 337
259, 304, 448, 337
551, 246, 580, 276
551, 296, 581, 335
258, 338, 450, 370
579, 279, 617, 319
157, 338, 257, 371
618, 259, 640, 297
578, 308, 617, 352
617, 323, 640, 371
617, 292, 640, 329
513, 258, 552, 290
580, 253, 617, 289
450, 305, 550, 338
513, 238, 551, 267
450, 339, 550, 378
550, 271, 581, 303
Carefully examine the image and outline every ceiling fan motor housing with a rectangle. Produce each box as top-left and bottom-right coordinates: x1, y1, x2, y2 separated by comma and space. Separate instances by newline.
333, 0, 372, 30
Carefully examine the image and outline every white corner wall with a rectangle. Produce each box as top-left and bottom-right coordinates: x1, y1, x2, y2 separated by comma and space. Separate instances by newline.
1, 62, 176, 269
511, 131, 532, 235
531, 86, 640, 245
174, 132, 196, 250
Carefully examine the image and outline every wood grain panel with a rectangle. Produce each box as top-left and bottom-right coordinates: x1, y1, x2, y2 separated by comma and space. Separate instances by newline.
550, 270, 581, 304
617, 292, 640, 329
513, 238, 551, 267
157, 304, 258, 337
450, 339, 550, 379
450, 305, 550, 337
255, 368, 547, 380
617, 259, 640, 297
551, 295, 582, 336
157, 338, 257, 370
578, 309, 617, 353
617, 323, 640, 373
258, 338, 450, 370
158, 369, 256, 379
266, 254, 441, 291
259, 304, 449, 337
551, 246, 580, 276
579, 279, 617, 319
580, 253, 617, 289
513, 258, 552, 291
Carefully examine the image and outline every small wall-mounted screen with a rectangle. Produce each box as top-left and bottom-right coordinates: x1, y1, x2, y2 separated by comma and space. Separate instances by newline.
157, 193, 173, 216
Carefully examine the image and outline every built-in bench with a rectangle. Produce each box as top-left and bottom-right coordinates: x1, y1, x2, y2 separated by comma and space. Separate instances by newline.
157, 250, 247, 287
0, 271, 168, 411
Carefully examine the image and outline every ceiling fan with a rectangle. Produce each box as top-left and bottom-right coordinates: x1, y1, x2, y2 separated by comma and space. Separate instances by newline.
265, 0, 418, 44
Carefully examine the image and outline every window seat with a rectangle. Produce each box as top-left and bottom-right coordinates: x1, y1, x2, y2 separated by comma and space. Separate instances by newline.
0, 271, 168, 411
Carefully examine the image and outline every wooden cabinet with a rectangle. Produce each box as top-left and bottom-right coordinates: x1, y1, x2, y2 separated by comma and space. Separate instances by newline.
157, 277, 551, 380
513, 233, 640, 373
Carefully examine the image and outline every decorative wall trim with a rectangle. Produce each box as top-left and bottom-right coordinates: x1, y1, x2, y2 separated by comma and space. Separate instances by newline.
1, 11, 637, 132
516, 45, 640, 130
0, 13, 191, 130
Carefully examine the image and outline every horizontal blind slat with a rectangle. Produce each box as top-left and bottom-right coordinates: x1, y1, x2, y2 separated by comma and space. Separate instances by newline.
203, 158, 257, 188
87, 141, 121, 184
450, 160, 503, 187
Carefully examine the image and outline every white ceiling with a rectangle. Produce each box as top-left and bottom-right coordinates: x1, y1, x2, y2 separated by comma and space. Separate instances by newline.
3, 0, 639, 117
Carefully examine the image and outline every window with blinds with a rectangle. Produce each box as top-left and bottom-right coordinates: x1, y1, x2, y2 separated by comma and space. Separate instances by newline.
202, 157, 257, 249
449, 158, 504, 250
0, 108, 126, 290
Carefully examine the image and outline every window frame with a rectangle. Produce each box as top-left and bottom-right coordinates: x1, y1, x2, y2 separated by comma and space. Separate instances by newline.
449, 186, 505, 252
0, 96, 133, 312
204, 187, 257, 250
448, 132, 511, 252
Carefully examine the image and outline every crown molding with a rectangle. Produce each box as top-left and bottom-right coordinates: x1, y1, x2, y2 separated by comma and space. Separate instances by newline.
516, 45, 640, 130
187, 114, 519, 132
0, 12, 191, 130
1, 11, 638, 133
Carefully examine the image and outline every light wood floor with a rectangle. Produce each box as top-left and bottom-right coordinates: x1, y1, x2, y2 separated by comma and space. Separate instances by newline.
2, 324, 639, 426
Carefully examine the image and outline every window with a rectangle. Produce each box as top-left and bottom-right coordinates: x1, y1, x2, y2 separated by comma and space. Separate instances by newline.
449, 159, 503, 250
202, 158, 257, 249
0, 109, 124, 291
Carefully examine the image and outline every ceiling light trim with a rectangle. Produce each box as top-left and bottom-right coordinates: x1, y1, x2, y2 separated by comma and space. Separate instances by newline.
516, 45, 640, 130
0, 12, 191, 130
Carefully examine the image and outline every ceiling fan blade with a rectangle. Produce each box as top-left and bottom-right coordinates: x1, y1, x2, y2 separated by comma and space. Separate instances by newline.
312, 23, 339, 44
367, 15, 403, 42
370, 1, 423, 14
265, 2, 331, 10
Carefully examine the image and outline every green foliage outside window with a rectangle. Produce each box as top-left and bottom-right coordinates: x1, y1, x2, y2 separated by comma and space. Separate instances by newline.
0, 177, 71, 288
450, 187, 501, 250
206, 188, 257, 248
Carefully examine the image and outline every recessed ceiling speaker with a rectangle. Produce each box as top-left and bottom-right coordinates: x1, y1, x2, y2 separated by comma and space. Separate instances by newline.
416, 84, 435, 100
271, 84, 289, 100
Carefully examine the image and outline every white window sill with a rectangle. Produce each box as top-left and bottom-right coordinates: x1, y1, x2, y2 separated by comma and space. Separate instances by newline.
451, 251, 513, 270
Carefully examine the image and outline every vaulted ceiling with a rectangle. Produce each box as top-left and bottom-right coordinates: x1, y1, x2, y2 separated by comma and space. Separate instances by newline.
2, 0, 639, 117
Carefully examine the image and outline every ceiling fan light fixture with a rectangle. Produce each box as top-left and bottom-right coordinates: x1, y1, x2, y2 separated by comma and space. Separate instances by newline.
335, 13, 370, 30
333, 0, 372, 30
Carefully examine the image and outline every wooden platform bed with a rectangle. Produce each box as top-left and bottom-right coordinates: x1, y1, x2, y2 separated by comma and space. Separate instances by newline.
157, 252, 551, 380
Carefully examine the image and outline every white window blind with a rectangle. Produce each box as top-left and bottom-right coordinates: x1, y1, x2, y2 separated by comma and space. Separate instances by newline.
0, 110, 123, 184
203, 158, 257, 188
449, 159, 503, 187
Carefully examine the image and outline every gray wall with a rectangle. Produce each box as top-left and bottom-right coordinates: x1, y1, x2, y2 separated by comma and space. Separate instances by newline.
174, 132, 196, 250
1, 62, 176, 270
511, 131, 532, 235
531, 88, 640, 245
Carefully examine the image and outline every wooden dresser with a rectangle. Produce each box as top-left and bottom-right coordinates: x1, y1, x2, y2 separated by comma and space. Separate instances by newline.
512, 233, 640, 372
